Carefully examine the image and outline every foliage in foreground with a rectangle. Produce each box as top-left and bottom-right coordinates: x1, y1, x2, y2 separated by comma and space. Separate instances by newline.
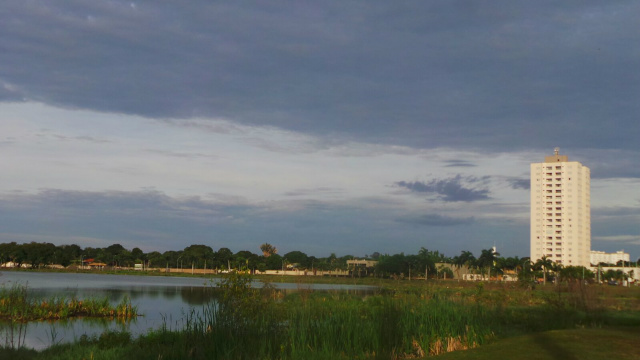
5, 274, 638, 360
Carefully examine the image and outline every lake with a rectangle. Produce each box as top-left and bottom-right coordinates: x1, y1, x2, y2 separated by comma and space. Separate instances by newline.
0, 271, 376, 350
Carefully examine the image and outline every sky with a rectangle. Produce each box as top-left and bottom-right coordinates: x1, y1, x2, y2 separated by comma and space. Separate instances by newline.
0, 1, 638, 260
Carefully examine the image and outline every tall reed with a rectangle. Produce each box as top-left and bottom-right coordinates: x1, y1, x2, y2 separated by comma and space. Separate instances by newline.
18, 276, 626, 360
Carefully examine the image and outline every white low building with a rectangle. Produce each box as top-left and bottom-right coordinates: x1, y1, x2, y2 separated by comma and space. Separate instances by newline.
590, 250, 630, 266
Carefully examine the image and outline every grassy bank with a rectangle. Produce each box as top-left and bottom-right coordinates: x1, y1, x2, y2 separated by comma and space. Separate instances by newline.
1, 271, 639, 359
436, 327, 640, 360
1, 273, 638, 359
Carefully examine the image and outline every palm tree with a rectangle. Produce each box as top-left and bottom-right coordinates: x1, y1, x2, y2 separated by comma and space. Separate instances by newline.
478, 248, 500, 280
417, 247, 437, 280
259, 243, 277, 257
453, 251, 475, 280
534, 256, 553, 285
518, 258, 532, 281
550, 262, 563, 285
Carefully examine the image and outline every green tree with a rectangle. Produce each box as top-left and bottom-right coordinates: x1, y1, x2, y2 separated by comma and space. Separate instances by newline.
146, 251, 165, 268
477, 248, 500, 279
101, 243, 133, 267
558, 266, 594, 282
215, 248, 234, 270
162, 250, 181, 269
235, 250, 260, 271
54, 244, 82, 267
453, 250, 476, 279
24, 242, 56, 268
131, 247, 145, 263
283, 251, 310, 269
415, 247, 441, 279
534, 256, 554, 285
265, 253, 283, 270
182, 244, 215, 268
375, 253, 411, 278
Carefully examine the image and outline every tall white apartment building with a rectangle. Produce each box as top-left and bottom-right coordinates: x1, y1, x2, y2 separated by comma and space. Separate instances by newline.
530, 149, 591, 267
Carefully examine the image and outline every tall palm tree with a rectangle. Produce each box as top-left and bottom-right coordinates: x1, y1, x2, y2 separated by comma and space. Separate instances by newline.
259, 243, 277, 257
417, 247, 438, 279
534, 256, 553, 285
453, 251, 476, 279
478, 248, 499, 280
550, 262, 563, 285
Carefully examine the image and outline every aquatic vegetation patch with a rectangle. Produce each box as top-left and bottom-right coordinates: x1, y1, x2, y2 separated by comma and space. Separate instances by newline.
0, 284, 138, 322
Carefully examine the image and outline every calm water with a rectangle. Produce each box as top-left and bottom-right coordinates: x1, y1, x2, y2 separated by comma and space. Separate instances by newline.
0, 271, 376, 350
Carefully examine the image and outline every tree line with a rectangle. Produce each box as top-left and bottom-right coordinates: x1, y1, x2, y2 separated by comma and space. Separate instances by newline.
0, 241, 354, 273
0, 241, 633, 282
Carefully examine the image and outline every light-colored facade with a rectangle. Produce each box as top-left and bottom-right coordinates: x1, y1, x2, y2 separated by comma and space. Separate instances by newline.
590, 250, 630, 266
530, 149, 591, 267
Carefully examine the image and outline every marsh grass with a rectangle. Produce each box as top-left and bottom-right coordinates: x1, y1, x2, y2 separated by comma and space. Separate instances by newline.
5, 276, 640, 359
0, 283, 138, 322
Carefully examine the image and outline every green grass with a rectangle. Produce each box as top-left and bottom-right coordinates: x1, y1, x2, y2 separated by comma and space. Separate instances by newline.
2, 274, 640, 359
435, 327, 640, 360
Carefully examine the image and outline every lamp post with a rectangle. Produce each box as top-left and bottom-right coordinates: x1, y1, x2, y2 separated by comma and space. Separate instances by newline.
521, 259, 530, 281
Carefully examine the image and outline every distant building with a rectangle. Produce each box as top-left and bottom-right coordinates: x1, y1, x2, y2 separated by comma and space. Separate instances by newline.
346, 259, 378, 268
530, 148, 591, 267
590, 250, 630, 265
346, 259, 378, 277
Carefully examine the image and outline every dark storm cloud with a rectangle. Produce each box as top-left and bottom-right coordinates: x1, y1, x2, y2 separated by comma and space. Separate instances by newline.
507, 178, 530, 190
1, 1, 639, 152
396, 214, 475, 226
396, 175, 491, 202
592, 206, 640, 218
284, 187, 342, 197
576, 149, 640, 179
443, 160, 477, 168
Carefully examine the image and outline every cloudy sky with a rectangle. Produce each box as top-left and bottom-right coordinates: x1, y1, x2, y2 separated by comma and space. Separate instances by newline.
1, 1, 638, 259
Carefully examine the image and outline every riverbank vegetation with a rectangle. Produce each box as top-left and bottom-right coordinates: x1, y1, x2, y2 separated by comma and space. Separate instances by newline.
1, 240, 639, 358
0, 284, 138, 322
1, 273, 639, 359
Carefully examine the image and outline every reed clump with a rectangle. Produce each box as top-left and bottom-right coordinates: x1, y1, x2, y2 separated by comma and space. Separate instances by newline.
0, 284, 138, 322
90, 275, 608, 360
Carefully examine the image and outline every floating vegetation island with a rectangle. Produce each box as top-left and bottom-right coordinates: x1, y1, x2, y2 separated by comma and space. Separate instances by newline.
0, 284, 138, 322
